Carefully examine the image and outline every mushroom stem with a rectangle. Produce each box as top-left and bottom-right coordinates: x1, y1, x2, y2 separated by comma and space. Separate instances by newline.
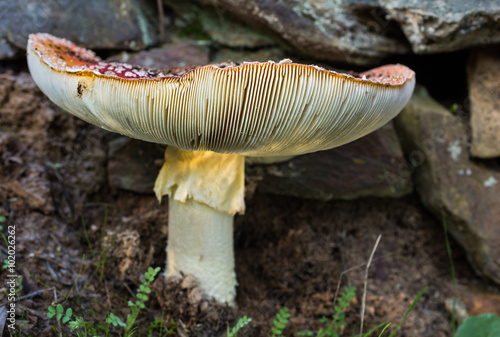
154, 147, 245, 305
168, 198, 236, 304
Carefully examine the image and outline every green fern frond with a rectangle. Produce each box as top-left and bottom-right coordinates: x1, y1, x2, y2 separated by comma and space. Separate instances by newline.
228, 315, 252, 337
271, 307, 290, 336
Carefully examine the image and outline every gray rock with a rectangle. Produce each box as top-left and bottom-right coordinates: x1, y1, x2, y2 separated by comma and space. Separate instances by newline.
108, 137, 164, 194
212, 48, 286, 64
252, 123, 412, 200
108, 43, 210, 69
384, 0, 500, 54
395, 86, 500, 285
167, 0, 279, 49
467, 47, 500, 159
187, 0, 409, 66
188, 0, 500, 64
0, 0, 159, 60
0, 38, 16, 59
444, 283, 500, 323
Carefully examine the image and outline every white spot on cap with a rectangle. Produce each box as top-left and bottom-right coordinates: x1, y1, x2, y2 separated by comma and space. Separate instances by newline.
484, 176, 497, 188
447, 140, 461, 162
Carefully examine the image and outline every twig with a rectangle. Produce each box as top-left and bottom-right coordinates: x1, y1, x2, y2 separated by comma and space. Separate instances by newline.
157, 0, 165, 42
123, 281, 136, 299
105, 281, 112, 310
332, 252, 392, 306
16, 304, 46, 320
177, 319, 189, 337
0, 305, 8, 337
0, 287, 55, 307
360, 235, 382, 337
65, 254, 85, 300
333, 262, 365, 307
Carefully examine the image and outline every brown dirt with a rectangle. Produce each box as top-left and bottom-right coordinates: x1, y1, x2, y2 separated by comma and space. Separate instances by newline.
0, 68, 478, 336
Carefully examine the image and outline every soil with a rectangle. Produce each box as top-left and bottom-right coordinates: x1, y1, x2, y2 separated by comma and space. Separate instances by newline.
0, 67, 479, 336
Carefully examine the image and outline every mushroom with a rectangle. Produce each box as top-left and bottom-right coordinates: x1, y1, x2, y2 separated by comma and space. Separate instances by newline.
27, 33, 415, 305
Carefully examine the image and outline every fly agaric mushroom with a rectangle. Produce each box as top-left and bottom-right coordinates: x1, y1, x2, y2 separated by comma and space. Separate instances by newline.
27, 33, 415, 305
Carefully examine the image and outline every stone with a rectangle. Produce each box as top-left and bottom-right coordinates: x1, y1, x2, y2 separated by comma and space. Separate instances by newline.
0, 38, 15, 59
108, 137, 165, 194
446, 284, 500, 320
181, 274, 198, 289
186, 0, 409, 66
212, 48, 286, 65
384, 0, 500, 54
252, 123, 412, 201
104, 229, 143, 281
107, 43, 210, 69
187, 287, 203, 305
0, 0, 159, 60
394, 86, 500, 285
5, 169, 54, 214
467, 47, 500, 158
445, 282, 500, 324
167, 0, 278, 49
186, 0, 500, 64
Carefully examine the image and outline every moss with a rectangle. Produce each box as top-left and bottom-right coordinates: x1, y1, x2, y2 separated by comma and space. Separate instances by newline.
177, 19, 211, 41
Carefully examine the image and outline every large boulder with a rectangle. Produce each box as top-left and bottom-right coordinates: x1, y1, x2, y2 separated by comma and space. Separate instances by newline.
108, 43, 210, 69
252, 123, 412, 200
395, 86, 500, 285
173, 0, 409, 66
467, 47, 500, 159
185, 0, 500, 65
384, 0, 500, 54
0, 0, 159, 60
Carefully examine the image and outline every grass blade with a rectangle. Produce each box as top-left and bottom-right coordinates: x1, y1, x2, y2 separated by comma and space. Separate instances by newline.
443, 216, 457, 334
387, 286, 427, 337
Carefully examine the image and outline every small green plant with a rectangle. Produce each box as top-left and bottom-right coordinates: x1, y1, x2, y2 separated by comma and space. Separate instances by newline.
106, 312, 127, 329
2, 259, 8, 269
3, 275, 25, 298
80, 210, 109, 285
455, 313, 500, 337
148, 316, 177, 337
106, 266, 161, 336
67, 316, 99, 337
99, 210, 109, 283
298, 285, 356, 337
272, 307, 290, 336
16, 275, 23, 297
228, 315, 252, 337
385, 286, 427, 337
0, 211, 9, 247
47, 304, 73, 324
47, 266, 161, 337
48, 303, 99, 336
46, 161, 63, 169
443, 216, 458, 334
